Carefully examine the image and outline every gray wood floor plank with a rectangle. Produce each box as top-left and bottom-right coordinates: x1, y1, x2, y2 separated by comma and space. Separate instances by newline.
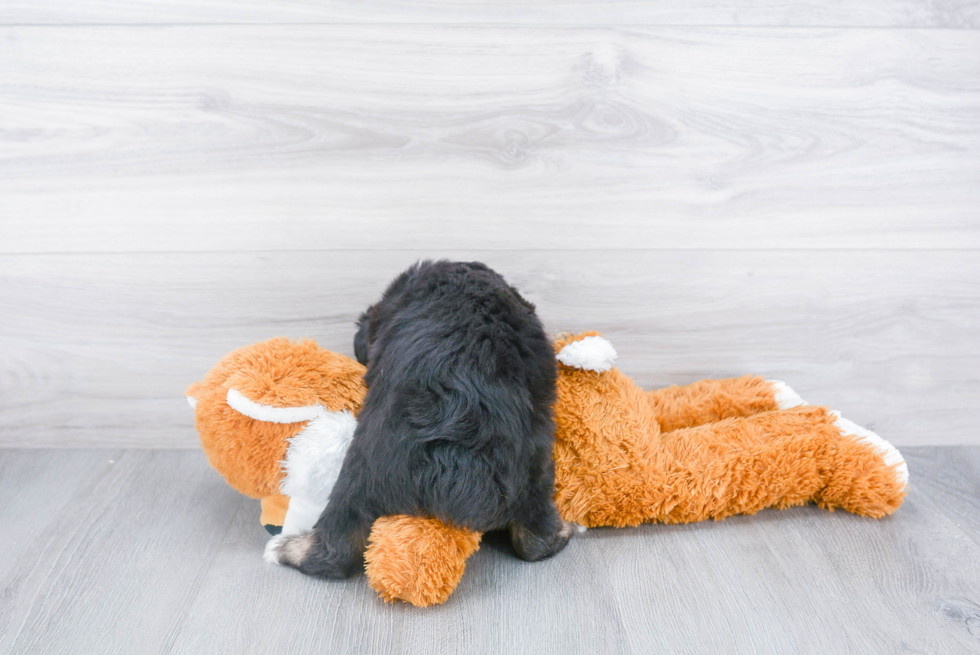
2, 26, 978, 252
2, 250, 976, 447
165, 496, 400, 655
160, 451, 980, 655
1, 447, 978, 654
903, 447, 980, 548
0, 450, 122, 650
0, 450, 242, 655
1, 0, 978, 27
580, 454, 980, 654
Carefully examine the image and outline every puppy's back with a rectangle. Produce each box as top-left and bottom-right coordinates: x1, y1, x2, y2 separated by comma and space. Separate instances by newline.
356, 260, 557, 527
267, 260, 573, 578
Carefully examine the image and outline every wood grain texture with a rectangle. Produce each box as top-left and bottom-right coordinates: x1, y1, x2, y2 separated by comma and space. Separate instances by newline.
2, 26, 979, 253
0, 450, 124, 647
1, 447, 978, 654
0, 450, 243, 654
903, 447, 980, 547
2, 0, 979, 27
1, 249, 976, 447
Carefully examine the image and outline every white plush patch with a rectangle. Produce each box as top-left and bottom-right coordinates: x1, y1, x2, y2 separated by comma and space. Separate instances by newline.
556, 336, 618, 373
280, 409, 357, 503
768, 380, 807, 409
226, 387, 321, 424
186, 395, 198, 410
832, 411, 909, 489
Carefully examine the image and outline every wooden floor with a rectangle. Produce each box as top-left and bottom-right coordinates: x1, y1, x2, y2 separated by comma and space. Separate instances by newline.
0, 446, 977, 654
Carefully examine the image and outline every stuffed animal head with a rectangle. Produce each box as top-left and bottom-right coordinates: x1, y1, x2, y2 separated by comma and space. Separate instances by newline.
187, 338, 367, 533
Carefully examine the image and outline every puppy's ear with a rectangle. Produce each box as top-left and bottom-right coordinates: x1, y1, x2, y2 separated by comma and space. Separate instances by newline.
354, 308, 373, 366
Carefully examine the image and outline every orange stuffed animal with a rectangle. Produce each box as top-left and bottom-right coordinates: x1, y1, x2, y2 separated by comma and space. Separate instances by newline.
188, 332, 907, 607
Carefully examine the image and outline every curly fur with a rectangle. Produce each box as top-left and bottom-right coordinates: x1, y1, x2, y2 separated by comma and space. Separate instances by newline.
270, 260, 574, 577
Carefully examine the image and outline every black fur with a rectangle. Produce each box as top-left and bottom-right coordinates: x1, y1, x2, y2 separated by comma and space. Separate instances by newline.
277, 260, 574, 578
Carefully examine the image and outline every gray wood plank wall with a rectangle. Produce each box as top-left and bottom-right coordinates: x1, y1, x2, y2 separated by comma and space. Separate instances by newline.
1, 3, 978, 447
2, 1, 979, 26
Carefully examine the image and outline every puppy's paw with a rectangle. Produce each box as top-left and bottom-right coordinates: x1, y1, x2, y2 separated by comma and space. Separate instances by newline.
510, 519, 580, 562
263, 534, 286, 565
545, 520, 581, 557
263, 531, 315, 567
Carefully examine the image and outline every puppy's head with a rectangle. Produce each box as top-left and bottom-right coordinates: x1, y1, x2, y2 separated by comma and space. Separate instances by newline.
354, 261, 427, 366
354, 306, 375, 366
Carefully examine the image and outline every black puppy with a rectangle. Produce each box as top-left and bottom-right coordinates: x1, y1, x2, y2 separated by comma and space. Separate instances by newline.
269, 260, 575, 578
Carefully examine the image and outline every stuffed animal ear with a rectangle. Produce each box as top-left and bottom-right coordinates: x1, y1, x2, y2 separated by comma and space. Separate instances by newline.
226, 338, 367, 414
364, 516, 481, 607
186, 381, 205, 409
225, 387, 322, 424
554, 331, 618, 373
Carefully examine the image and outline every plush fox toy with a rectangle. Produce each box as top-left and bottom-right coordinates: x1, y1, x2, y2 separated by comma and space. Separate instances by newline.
187, 332, 908, 607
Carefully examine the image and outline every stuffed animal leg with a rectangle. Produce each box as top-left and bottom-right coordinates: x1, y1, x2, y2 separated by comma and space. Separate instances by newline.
638, 372, 909, 513
585, 404, 908, 525
364, 516, 482, 607
645, 375, 784, 431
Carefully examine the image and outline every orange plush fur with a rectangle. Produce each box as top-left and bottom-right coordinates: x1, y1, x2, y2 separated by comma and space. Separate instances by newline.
550, 334, 904, 527
190, 333, 906, 607
364, 516, 482, 607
